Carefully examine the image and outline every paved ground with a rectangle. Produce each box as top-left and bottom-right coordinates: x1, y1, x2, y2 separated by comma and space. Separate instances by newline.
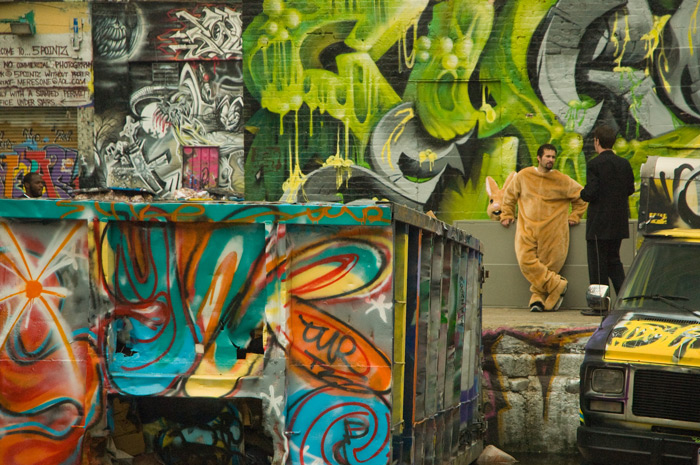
483, 306, 604, 329
514, 452, 583, 464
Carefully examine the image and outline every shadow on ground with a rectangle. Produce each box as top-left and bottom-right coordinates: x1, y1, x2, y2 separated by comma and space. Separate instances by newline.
512, 452, 584, 465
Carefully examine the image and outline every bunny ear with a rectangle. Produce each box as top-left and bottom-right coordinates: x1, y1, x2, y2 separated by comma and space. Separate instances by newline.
505, 172, 516, 184
485, 176, 499, 196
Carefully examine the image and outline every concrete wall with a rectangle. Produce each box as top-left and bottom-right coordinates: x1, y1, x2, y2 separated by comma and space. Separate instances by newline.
457, 220, 638, 309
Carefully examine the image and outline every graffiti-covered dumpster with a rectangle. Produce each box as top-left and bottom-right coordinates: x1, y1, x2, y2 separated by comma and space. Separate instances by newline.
0, 199, 484, 465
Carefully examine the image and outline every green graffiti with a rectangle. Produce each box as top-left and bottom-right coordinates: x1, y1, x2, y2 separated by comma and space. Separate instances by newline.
403, 0, 494, 141
244, 0, 426, 198
478, 0, 564, 158
565, 97, 596, 133
243, 0, 700, 221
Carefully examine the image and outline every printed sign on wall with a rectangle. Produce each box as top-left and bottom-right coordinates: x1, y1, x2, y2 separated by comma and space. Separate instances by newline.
0, 3, 92, 107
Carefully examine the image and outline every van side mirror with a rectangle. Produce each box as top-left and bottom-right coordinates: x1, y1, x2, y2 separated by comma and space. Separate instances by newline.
586, 284, 610, 311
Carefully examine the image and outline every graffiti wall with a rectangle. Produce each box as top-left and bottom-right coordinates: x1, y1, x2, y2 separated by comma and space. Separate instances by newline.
0, 133, 79, 199
0, 200, 484, 465
91, 2, 244, 195
9, 1, 700, 213
482, 327, 595, 453
0, 1, 88, 199
242, 0, 700, 222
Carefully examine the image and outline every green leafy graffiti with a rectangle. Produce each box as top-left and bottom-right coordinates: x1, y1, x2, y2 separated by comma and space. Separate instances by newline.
244, 0, 423, 200
403, 0, 494, 141
244, 0, 700, 221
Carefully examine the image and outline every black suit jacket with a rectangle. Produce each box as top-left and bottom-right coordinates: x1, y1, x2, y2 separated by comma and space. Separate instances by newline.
580, 150, 635, 240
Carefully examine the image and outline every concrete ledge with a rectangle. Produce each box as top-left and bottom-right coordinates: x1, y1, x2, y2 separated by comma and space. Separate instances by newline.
483, 306, 604, 329
482, 307, 598, 455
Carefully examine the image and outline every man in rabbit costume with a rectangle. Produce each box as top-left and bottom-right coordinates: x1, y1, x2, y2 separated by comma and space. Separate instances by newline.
497, 144, 587, 311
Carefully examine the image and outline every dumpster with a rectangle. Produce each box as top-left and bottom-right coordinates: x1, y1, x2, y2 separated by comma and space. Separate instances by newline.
0, 199, 484, 465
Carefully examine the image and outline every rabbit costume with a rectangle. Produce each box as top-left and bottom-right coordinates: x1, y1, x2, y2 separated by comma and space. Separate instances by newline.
500, 167, 587, 310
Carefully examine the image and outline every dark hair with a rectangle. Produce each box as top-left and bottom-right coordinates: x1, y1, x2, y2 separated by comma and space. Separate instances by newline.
593, 125, 616, 149
23, 172, 41, 184
537, 143, 557, 158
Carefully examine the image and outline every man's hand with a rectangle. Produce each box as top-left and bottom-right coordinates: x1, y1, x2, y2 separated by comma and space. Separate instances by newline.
501, 218, 513, 227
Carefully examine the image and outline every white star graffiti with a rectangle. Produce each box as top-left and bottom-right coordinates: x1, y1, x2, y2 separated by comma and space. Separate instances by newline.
260, 384, 283, 416
365, 294, 391, 323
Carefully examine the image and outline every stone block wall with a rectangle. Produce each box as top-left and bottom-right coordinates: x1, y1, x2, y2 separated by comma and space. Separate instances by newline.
482, 326, 596, 454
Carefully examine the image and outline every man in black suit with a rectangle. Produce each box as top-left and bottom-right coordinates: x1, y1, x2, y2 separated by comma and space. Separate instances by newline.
580, 125, 635, 314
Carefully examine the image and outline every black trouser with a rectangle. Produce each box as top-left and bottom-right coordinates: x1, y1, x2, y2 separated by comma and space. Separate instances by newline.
587, 238, 625, 294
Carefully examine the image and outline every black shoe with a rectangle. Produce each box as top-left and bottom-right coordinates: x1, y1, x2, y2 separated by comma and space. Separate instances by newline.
581, 308, 605, 316
530, 302, 545, 312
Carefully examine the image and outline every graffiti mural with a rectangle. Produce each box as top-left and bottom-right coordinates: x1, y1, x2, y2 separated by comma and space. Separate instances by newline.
281, 228, 394, 465
0, 220, 101, 465
0, 145, 79, 199
91, 3, 244, 195
243, 0, 700, 221
0, 200, 484, 464
640, 156, 700, 231
287, 388, 391, 465
100, 219, 268, 397
0, 109, 80, 199
605, 316, 700, 365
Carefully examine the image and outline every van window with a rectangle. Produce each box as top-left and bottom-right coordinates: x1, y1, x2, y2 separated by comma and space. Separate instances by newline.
617, 242, 700, 311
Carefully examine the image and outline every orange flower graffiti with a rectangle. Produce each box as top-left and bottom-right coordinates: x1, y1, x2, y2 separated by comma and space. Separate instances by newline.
0, 221, 101, 465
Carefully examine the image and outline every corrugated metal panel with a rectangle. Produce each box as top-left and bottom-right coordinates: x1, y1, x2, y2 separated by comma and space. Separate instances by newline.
0, 107, 78, 151
0, 108, 79, 199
